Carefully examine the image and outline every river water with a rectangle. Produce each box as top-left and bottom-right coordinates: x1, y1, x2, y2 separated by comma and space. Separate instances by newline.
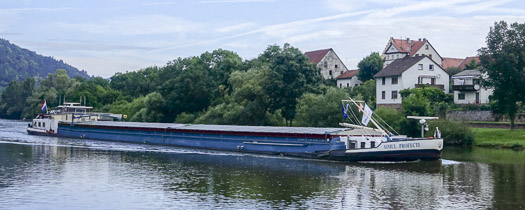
0, 119, 524, 209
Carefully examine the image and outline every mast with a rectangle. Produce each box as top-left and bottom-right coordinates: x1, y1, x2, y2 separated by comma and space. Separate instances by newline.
342, 98, 387, 135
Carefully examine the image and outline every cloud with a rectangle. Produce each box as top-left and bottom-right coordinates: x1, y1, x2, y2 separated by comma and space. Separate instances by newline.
0, 7, 71, 14
59, 15, 203, 36
216, 22, 256, 33
200, 0, 275, 3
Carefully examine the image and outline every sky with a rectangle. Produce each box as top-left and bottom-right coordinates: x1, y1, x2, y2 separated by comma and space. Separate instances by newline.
1, 0, 525, 78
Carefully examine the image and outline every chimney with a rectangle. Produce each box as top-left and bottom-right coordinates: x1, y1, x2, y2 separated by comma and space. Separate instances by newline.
406, 38, 410, 43
418, 38, 422, 41
423, 38, 426, 41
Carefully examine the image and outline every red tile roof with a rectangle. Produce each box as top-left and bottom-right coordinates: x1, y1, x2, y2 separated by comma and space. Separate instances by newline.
459, 56, 480, 70
336, 69, 358, 79
304, 48, 331, 64
442, 57, 464, 69
389, 38, 430, 56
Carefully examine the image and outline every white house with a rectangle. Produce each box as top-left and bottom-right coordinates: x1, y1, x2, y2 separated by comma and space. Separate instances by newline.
304, 48, 348, 79
382, 37, 443, 67
451, 69, 493, 104
374, 55, 449, 108
336, 70, 363, 89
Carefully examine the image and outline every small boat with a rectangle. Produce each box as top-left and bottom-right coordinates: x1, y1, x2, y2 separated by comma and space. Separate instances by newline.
27, 98, 443, 161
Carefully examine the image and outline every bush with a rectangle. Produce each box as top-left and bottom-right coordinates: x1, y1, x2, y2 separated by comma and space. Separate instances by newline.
429, 120, 474, 145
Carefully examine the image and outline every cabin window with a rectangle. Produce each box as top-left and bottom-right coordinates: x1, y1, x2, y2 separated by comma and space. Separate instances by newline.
360, 142, 366, 149
382, 77, 385, 85
392, 91, 398, 99
391, 77, 398, 85
371, 141, 375, 148
382, 91, 386, 99
458, 93, 465, 100
418, 64, 423, 70
429, 64, 434, 71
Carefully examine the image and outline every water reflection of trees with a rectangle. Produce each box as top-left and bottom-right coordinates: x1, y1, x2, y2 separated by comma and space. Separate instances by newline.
2, 137, 525, 209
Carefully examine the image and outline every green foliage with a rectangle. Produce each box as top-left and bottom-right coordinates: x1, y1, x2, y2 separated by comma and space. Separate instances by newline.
100, 97, 146, 122
373, 106, 408, 135
175, 112, 197, 124
463, 59, 480, 70
194, 66, 284, 126
429, 120, 474, 145
259, 43, 322, 126
0, 38, 89, 87
295, 87, 348, 127
479, 21, 525, 129
0, 77, 35, 119
357, 52, 383, 82
348, 79, 376, 108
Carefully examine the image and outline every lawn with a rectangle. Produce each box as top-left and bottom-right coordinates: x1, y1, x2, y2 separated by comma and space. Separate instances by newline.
472, 128, 525, 149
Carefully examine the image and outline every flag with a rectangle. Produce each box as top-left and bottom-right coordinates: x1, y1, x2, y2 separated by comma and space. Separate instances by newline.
342, 104, 348, 119
361, 104, 373, 126
41, 99, 47, 112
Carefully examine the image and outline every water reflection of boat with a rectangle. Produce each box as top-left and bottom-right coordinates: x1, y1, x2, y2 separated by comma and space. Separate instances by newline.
27, 98, 443, 162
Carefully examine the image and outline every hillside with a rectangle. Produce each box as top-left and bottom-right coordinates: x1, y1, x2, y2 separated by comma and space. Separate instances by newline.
0, 38, 89, 87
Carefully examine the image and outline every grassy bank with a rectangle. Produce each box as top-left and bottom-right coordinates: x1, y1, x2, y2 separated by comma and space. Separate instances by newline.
472, 128, 525, 149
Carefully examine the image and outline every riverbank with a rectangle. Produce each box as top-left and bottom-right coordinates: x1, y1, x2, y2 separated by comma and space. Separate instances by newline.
472, 128, 525, 149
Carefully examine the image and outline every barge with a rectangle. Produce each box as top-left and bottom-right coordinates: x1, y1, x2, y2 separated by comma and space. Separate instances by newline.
27, 99, 443, 161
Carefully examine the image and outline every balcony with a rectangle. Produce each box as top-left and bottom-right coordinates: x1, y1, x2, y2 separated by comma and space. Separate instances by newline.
453, 84, 476, 91
415, 84, 445, 90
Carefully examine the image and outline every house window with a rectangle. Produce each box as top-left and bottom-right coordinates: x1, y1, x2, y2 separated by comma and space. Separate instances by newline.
382, 91, 386, 99
397, 54, 399, 58
458, 93, 465, 100
429, 64, 434, 71
429, 54, 432, 59
355, 84, 358, 87
392, 91, 398, 99
416, 54, 419, 56
425, 45, 429, 50
340, 71, 344, 75
418, 64, 423, 70
391, 77, 398, 85
335, 64, 339, 69
382, 77, 385, 85
324, 61, 328, 68
431, 78, 436, 85
43, 122, 45, 127
329, 70, 332, 76
347, 83, 349, 88
339, 83, 342, 88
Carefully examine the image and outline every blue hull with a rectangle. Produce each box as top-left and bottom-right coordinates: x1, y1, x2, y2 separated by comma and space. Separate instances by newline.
57, 123, 344, 159
55, 122, 441, 161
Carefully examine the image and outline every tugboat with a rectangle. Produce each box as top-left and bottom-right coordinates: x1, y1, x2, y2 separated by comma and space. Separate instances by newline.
27, 100, 122, 136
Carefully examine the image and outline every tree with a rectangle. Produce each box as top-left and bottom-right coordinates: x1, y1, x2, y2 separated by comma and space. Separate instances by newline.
295, 87, 348, 127
463, 59, 480, 70
259, 43, 322, 126
357, 52, 383, 82
479, 21, 525, 129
